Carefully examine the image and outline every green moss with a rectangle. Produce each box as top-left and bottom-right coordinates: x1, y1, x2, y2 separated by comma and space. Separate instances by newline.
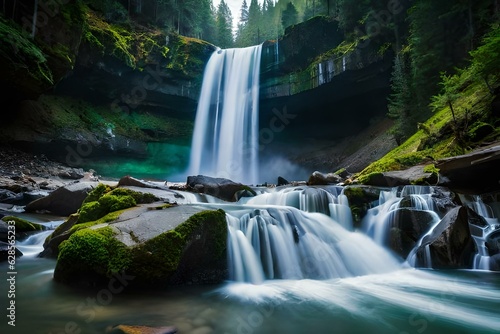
78, 184, 164, 223
0, 16, 53, 87
130, 209, 227, 281
343, 186, 379, 223
83, 183, 111, 204
108, 188, 159, 204
166, 33, 213, 78
1, 216, 45, 232
56, 226, 131, 282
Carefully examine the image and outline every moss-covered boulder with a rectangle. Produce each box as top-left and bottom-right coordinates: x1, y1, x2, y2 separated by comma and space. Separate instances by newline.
53, 206, 228, 287
0, 215, 47, 242
41, 183, 159, 258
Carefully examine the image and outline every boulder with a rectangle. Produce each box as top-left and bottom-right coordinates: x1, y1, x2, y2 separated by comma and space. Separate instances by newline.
387, 208, 438, 258
118, 176, 164, 189
0, 216, 47, 242
486, 230, 500, 255
53, 204, 228, 287
436, 145, 500, 194
186, 175, 254, 202
25, 182, 98, 216
412, 206, 476, 268
307, 171, 342, 186
364, 165, 435, 187
277, 176, 290, 186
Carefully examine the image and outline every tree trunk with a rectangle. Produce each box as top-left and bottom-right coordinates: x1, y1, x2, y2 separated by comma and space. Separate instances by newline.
448, 100, 457, 124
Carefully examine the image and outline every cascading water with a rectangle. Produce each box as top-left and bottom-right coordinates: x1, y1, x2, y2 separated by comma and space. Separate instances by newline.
221, 186, 399, 284
187, 45, 262, 184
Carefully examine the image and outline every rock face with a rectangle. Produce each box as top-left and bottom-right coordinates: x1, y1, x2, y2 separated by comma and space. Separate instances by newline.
2, 5, 214, 167
412, 207, 477, 268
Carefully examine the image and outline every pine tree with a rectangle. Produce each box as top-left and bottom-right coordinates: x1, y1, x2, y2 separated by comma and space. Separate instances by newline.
216, 0, 234, 48
281, 2, 298, 29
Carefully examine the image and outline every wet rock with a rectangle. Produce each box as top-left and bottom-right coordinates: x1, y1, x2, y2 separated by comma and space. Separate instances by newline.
106, 325, 177, 334
25, 182, 98, 216
53, 205, 228, 287
187, 175, 253, 202
277, 176, 290, 186
307, 171, 342, 185
40, 214, 79, 258
413, 207, 475, 268
489, 253, 500, 271
387, 208, 437, 258
486, 230, 500, 255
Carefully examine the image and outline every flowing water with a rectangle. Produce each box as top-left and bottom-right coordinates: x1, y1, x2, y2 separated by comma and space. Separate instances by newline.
187, 45, 262, 184
2, 187, 500, 333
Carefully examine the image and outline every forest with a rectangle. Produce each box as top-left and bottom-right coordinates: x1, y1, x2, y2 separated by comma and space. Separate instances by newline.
1, 0, 498, 149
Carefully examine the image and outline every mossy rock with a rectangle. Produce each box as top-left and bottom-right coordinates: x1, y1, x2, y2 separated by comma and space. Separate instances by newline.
53, 209, 228, 287
130, 209, 227, 285
54, 226, 131, 285
343, 186, 380, 224
78, 184, 159, 223
1, 216, 46, 233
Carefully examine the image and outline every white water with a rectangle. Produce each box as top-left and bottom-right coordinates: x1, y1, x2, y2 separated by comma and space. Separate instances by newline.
187, 45, 262, 184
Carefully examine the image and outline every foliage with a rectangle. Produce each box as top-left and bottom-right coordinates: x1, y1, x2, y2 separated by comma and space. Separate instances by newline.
215, 0, 234, 48
0, 15, 53, 87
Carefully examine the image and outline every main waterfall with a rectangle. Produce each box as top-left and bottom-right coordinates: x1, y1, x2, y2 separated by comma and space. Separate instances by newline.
188, 45, 262, 184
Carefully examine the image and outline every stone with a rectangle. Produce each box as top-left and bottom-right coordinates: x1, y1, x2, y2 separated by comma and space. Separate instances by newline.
436, 145, 500, 194
413, 206, 475, 269
364, 165, 434, 187
52, 205, 228, 287
25, 182, 98, 216
186, 175, 252, 202
307, 171, 342, 185
387, 208, 438, 258
277, 176, 290, 186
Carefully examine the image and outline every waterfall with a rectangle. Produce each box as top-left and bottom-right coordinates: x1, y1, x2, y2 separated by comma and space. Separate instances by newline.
188, 45, 262, 184
224, 186, 398, 283
226, 207, 400, 283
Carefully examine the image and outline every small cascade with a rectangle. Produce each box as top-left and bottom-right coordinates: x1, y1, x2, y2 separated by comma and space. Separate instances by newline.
187, 45, 262, 184
242, 186, 352, 229
17, 230, 53, 257
226, 207, 400, 283
460, 194, 500, 270
363, 186, 441, 245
